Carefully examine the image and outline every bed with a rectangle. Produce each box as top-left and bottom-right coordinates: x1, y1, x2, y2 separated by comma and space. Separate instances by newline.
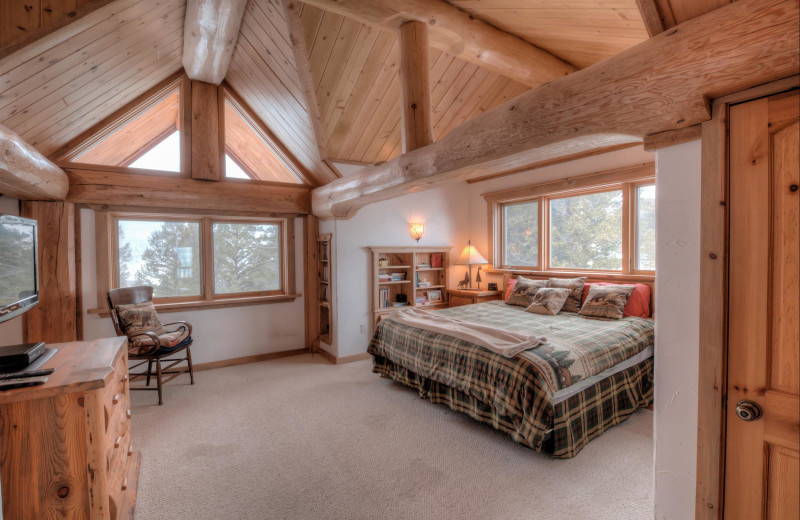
367, 299, 654, 458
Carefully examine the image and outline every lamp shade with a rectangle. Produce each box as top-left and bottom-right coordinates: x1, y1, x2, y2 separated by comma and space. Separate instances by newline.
455, 241, 489, 266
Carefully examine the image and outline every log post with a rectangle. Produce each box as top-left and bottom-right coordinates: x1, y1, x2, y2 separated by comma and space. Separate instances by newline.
191, 81, 223, 181
399, 20, 433, 152
21, 201, 78, 344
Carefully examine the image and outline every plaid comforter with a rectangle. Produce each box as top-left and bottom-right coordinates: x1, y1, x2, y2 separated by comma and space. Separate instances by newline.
368, 301, 654, 458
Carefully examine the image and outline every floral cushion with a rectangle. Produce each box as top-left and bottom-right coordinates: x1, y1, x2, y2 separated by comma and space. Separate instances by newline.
115, 302, 189, 354
505, 276, 548, 307
524, 287, 571, 316
579, 284, 637, 320
547, 277, 587, 313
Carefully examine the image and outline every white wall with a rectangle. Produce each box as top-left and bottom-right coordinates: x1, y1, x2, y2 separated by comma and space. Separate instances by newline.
653, 140, 702, 519
79, 209, 307, 364
0, 196, 24, 346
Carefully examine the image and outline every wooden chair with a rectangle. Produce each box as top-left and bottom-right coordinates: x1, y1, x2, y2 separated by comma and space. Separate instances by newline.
107, 286, 195, 405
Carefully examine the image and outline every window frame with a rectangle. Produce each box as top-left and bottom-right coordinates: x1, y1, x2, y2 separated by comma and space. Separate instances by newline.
484, 164, 655, 278
94, 210, 297, 314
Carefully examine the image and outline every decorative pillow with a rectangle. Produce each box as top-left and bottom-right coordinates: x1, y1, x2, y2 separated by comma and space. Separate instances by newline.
115, 302, 167, 337
503, 278, 518, 301
579, 284, 637, 320
524, 288, 571, 316
581, 282, 652, 318
547, 277, 587, 313
505, 276, 548, 307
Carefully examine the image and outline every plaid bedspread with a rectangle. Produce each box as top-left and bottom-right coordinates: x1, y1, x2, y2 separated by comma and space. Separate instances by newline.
368, 301, 655, 458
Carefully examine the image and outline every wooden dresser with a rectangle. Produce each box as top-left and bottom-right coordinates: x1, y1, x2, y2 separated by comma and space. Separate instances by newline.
447, 289, 504, 307
0, 337, 141, 519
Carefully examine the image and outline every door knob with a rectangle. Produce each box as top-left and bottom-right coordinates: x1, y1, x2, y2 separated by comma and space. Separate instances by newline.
735, 400, 763, 422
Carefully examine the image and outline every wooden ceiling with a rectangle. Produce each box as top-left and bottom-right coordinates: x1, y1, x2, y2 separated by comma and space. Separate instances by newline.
0, 0, 185, 158
300, 3, 529, 164
0, 0, 739, 185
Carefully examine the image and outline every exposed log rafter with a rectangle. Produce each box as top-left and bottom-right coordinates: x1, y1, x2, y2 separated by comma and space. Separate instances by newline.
299, 0, 577, 88
0, 124, 69, 200
312, 0, 799, 218
635, 0, 667, 37
182, 0, 248, 85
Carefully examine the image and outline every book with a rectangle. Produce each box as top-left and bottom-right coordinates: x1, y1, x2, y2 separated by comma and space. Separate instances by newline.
0, 342, 46, 370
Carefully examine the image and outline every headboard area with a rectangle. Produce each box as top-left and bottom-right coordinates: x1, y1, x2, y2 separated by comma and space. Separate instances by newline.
500, 272, 655, 318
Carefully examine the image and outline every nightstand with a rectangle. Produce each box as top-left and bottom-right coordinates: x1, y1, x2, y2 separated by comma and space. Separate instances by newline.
447, 289, 504, 307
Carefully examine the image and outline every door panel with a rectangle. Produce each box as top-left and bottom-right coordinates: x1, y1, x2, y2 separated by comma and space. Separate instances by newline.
725, 92, 799, 520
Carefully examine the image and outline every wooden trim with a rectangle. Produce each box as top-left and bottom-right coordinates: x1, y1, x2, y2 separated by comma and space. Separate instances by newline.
0, 0, 117, 61
181, 73, 193, 178
303, 215, 320, 351
695, 75, 799, 520
94, 211, 113, 313
466, 143, 642, 184
283, 0, 329, 162
192, 348, 309, 372
644, 125, 702, 151
315, 350, 371, 365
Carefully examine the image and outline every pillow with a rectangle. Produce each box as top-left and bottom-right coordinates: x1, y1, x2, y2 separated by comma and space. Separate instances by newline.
547, 277, 587, 313
524, 288, 571, 316
579, 284, 636, 320
505, 276, 548, 307
503, 278, 518, 301
115, 301, 167, 336
581, 283, 651, 318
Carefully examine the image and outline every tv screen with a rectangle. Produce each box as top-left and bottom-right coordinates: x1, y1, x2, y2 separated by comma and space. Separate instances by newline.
0, 214, 38, 324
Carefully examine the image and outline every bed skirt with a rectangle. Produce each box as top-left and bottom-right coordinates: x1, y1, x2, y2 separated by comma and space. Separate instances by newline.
371, 355, 654, 459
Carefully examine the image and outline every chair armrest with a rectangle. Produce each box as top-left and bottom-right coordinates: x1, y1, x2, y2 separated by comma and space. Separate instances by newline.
126, 330, 161, 355
162, 321, 192, 336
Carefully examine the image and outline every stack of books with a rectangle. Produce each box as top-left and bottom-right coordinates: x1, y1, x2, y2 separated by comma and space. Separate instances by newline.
415, 296, 429, 306
378, 273, 391, 282
379, 288, 390, 308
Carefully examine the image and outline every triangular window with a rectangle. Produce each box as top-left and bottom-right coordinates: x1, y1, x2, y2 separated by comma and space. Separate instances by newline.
70, 85, 182, 173
223, 93, 302, 183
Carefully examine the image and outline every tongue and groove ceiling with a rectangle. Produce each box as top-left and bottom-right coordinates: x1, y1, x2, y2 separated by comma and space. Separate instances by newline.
0, 0, 730, 182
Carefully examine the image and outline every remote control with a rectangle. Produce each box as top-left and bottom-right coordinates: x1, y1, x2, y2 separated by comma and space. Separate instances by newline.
0, 368, 55, 381
0, 376, 48, 390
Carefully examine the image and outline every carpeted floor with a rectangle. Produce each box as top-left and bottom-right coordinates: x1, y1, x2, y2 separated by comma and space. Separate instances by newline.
130, 354, 654, 520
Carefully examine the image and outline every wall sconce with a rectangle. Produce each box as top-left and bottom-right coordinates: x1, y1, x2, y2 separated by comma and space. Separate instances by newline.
409, 223, 424, 242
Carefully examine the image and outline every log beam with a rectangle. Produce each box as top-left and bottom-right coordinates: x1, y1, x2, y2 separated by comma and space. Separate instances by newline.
300, 0, 576, 88
66, 169, 311, 214
399, 21, 433, 152
191, 81, 223, 181
0, 124, 69, 200
635, 0, 667, 37
312, 0, 799, 218
182, 0, 248, 85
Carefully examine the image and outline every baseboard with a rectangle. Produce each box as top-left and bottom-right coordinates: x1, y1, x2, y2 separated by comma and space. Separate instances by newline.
315, 350, 371, 365
193, 349, 309, 372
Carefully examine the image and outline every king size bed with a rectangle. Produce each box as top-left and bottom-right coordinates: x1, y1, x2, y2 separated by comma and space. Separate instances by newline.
367, 278, 654, 459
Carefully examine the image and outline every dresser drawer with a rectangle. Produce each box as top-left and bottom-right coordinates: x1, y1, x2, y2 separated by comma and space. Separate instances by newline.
449, 295, 473, 307
107, 425, 131, 496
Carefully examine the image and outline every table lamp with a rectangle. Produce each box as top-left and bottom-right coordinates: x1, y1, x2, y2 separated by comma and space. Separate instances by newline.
454, 240, 489, 290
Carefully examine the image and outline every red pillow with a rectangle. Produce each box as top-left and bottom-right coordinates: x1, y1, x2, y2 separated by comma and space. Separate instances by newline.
504, 278, 518, 301
580, 282, 651, 318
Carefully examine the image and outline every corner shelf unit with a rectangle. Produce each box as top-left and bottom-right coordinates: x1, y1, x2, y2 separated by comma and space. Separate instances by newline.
317, 233, 332, 344
371, 247, 451, 330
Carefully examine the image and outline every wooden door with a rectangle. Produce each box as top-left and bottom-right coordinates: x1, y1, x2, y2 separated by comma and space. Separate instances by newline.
725, 91, 799, 519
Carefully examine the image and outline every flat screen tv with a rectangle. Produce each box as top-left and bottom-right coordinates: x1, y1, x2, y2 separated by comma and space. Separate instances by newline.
0, 214, 38, 324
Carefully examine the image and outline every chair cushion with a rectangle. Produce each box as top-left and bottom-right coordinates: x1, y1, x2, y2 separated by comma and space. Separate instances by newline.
128, 328, 191, 355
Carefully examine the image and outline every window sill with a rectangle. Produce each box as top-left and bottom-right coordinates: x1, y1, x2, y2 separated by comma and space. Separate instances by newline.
487, 268, 655, 283
88, 293, 301, 317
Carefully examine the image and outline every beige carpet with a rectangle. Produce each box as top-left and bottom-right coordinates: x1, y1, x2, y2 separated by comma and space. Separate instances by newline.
130, 354, 654, 519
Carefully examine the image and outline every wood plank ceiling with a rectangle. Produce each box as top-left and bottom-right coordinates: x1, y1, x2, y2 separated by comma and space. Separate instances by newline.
0, 0, 185, 158
225, 0, 333, 182
300, 3, 530, 164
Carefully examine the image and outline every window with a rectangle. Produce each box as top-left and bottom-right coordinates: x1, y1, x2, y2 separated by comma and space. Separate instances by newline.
223, 93, 302, 183
549, 190, 623, 270
71, 85, 182, 172
107, 213, 293, 307
485, 166, 655, 275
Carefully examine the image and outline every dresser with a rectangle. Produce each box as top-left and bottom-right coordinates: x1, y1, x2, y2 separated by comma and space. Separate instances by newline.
0, 337, 140, 520
447, 289, 504, 307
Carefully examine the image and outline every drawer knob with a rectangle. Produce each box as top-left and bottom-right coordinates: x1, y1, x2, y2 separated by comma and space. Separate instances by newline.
126, 409, 131, 419
121, 477, 128, 491
122, 374, 129, 382
128, 444, 134, 456
112, 394, 120, 405
114, 435, 122, 448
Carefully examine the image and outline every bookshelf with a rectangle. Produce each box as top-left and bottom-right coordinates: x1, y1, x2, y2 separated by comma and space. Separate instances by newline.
318, 234, 332, 344
371, 246, 450, 329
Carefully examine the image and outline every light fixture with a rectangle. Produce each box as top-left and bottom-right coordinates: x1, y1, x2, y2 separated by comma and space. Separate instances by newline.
409, 223, 424, 242
454, 240, 489, 290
